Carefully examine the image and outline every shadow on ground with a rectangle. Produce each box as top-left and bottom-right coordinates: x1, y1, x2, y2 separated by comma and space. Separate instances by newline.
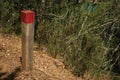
0, 67, 21, 80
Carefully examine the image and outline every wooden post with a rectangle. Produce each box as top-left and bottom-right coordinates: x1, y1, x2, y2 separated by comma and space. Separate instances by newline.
21, 10, 35, 70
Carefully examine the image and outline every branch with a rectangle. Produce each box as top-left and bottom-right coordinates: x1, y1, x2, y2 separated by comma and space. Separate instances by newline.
43, 9, 70, 19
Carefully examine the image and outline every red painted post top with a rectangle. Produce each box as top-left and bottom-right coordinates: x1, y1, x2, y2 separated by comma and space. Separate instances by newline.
21, 10, 35, 23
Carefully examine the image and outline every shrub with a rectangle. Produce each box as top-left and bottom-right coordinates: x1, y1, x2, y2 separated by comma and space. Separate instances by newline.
1, 0, 120, 79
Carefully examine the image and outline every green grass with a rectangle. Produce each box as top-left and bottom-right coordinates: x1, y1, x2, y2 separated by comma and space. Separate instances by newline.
1, 0, 120, 79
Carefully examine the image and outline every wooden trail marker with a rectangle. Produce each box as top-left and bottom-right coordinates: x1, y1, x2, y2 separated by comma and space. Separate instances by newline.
21, 10, 35, 70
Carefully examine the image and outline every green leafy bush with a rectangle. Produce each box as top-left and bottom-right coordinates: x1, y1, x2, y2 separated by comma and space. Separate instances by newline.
1, 0, 120, 79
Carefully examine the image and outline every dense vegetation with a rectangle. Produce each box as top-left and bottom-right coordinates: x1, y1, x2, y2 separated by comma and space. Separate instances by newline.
0, 0, 120, 80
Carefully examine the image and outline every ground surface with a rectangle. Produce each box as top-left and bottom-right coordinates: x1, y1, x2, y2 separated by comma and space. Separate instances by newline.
0, 31, 82, 80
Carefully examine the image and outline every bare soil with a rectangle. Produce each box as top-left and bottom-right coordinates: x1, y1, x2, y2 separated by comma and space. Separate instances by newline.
0, 32, 82, 80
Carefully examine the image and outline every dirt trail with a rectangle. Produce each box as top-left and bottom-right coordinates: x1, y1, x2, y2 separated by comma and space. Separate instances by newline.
0, 32, 82, 80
